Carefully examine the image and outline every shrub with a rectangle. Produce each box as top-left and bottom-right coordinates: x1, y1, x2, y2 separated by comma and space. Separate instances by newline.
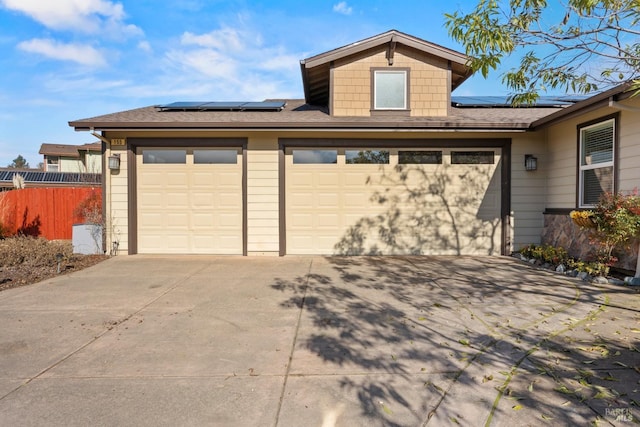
517, 243, 609, 277
73, 190, 103, 224
589, 190, 640, 268
519, 243, 569, 265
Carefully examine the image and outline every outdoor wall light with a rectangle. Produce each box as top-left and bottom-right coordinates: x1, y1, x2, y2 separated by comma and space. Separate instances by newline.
108, 154, 121, 170
525, 154, 538, 171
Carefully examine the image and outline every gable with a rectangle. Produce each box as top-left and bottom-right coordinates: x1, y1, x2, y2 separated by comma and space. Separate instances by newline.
331, 44, 450, 117
300, 30, 472, 115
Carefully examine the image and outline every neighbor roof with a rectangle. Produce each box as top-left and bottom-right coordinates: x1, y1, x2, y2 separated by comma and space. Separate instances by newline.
300, 29, 473, 106
39, 142, 101, 158
69, 99, 562, 131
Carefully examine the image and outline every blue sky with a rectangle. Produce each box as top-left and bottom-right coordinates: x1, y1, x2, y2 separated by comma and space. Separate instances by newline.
0, 0, 552, 167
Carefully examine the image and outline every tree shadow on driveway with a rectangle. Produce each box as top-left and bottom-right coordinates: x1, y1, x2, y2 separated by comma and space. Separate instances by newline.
271, 256, 640, 426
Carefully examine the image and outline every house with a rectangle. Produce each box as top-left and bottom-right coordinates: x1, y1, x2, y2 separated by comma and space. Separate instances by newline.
68, 30, 640, 270
39, 142, 102, 173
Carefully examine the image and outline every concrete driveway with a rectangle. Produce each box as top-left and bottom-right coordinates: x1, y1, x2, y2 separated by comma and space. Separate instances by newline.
0, 256, 638, 426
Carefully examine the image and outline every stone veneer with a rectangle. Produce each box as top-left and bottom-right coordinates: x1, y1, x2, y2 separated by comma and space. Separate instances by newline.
542, 212, 639, 272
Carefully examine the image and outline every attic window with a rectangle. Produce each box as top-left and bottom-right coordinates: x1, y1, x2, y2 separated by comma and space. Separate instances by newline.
373, 69, 408, 110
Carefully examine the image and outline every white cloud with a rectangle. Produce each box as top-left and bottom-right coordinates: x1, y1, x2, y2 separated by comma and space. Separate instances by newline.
18, 38, 107, 67
160, 26, 302, 100
0, 0, 142, 37
181, 28, 245, 51
166, 48, 239, 80
137, 40, 152, 52
333, 2, 353, 15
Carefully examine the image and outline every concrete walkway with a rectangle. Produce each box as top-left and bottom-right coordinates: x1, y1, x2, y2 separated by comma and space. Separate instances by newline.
0, 256, 638, 426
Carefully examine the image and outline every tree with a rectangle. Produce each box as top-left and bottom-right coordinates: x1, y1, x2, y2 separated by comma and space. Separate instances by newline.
8, 155, 29, 169
445, 0, 640, 104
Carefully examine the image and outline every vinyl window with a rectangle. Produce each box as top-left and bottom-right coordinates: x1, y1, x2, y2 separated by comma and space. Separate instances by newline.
373, 70, 407, 110
579, 118, 615, 207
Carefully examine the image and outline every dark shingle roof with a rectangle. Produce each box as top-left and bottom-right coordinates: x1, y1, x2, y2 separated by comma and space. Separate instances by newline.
70, 99, 561, 131
39, 142, 101, 157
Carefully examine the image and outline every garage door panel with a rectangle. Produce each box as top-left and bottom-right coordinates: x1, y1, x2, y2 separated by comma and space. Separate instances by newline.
343, 192, 369, 208
137, 148, 243, 254
286, 147, 501, 255
167, 173, 188, 185
218, 213, 241, 227
290, 212, 313, 228
317, 193, 339, 207
191, 193, 215, 208
317, 174, 340, 187
167, 193, 188, 207
317, 213, 340, 228
192, 212, 215, 227
139, 193, 163, 208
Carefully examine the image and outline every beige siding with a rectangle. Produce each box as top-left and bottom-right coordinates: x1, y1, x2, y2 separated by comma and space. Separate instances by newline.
510, 132, 547, 250
246, 136, 279, 254
58, 152, 102, 173
545, 104, 635, 209
104, 141, 128, 255
619, 97, 640, 191
332, 46, 448, 117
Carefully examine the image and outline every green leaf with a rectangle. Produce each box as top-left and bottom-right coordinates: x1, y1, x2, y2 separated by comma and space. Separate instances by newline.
512, 404, 523, 411
459, 339, 470, 346
554, 385, 574, 395
381, 404, 393, 415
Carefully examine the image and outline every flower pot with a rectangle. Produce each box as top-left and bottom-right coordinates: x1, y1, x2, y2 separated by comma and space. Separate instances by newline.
571, 216, 596, 229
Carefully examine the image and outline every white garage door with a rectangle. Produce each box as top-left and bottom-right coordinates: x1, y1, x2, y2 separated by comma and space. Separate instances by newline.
137, 148, 243, 254
286, 147, 502, 255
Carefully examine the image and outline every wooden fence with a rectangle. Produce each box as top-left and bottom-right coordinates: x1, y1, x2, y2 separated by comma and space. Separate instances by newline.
0, 187, 102, 240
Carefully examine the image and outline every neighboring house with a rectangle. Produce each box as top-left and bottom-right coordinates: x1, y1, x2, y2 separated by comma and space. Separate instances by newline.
39, 142, 102, 173
68, 30, 640, 270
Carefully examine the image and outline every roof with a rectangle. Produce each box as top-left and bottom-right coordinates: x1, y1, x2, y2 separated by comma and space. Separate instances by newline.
531, 82, 636, 129
69, 99, 562, 132
39, 142, 102, 157
300, 30, 472, 106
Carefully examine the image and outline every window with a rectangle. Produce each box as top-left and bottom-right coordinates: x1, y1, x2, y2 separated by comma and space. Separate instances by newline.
194, 149, 237, 164
579, 118, 615, 207
345, 150, 390, 164
46, 156, 59, 172
451, 151, 495, 164
142, 150, 186, 164
373, 70, 407, 110
399, 151, 442, 164
292, 150, 337, 164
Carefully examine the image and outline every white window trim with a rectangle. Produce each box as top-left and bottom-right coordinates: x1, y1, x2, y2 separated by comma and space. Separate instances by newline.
578, 118, 615, 208
46, 156, 59, 172
373, 69, 408, 110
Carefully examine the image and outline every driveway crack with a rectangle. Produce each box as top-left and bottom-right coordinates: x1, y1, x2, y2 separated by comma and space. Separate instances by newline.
273, 258, 313, 427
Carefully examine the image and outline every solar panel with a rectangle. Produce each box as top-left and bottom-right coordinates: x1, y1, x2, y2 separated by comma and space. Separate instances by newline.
158, 101, 286, 111
0, 171, 100, 184
451, 95, 579, 108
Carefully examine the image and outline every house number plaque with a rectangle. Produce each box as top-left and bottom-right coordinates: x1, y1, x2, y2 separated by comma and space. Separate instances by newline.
111, 138, 126, 146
